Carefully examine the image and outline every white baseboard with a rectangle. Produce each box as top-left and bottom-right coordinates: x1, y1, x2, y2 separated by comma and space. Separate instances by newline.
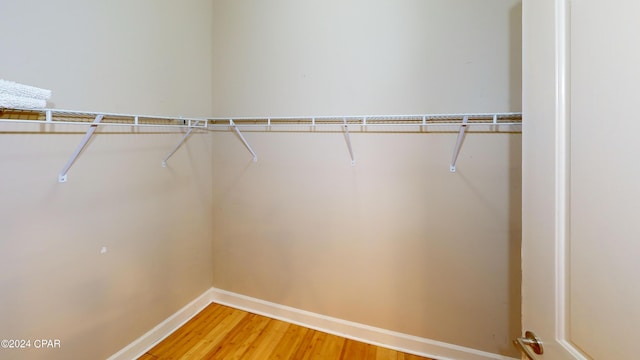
107, 288, 214, 360
109, 287, 517, 360
210, 287, 518, 360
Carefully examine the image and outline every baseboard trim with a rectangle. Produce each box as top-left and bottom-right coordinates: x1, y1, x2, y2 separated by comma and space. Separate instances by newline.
109, 287, 517, 360
210, 287, 517, 360
107, 288, 214, 360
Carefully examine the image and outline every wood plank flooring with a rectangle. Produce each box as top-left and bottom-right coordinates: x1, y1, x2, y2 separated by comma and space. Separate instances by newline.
138, 303, 435, 360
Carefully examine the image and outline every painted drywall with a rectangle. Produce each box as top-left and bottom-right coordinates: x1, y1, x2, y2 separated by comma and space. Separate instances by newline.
0, 0, 213, 117
0, 1, 214, 359
212, 0, 522, 116
211, 0, 522, 357
0, 0, 522, 358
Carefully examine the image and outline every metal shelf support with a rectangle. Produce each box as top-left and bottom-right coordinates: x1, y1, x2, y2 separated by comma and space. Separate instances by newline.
343, 119, 356, 166
450, 115, 469, 173
162, 128, 195, 168
231, 120, 258, 162
58, 114, 104, 183
162, 120, 208, 167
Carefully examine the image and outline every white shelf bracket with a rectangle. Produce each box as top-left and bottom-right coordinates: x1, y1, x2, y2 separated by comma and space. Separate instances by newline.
231, 120, 258, 161
450, 115, 469, 173
343, 119, 356, 166
58, 114, 104, 183
162, 127, 195, 168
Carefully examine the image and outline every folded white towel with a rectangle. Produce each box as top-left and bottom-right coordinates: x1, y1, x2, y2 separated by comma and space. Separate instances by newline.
0, 79, 51, 100
0, 94, 47, 109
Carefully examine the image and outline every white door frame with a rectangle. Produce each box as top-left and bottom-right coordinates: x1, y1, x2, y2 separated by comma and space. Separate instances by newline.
521, 0, 586, 358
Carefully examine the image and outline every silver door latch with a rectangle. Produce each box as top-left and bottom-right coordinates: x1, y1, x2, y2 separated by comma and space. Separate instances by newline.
513, 331, 544, 359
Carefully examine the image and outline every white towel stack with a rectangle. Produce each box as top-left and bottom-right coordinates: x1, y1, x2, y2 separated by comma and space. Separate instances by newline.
0, 79, 52, 109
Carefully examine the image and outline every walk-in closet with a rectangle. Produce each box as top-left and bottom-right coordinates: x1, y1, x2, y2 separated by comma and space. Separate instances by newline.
3, 1, 637, 360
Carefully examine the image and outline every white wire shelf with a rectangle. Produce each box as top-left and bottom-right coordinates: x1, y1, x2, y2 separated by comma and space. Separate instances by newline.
0, 108, 208, 129
208, 112, 522, 130
0, 108, 521, 131
0, 107, 522, 181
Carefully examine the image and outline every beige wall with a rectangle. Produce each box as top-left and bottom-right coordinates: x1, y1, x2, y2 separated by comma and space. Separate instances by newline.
211, 0, 521, 357
0, 1, 213, 359
0, 0, 522, 358
212, 0, 522, 117
1, 0, 213, 117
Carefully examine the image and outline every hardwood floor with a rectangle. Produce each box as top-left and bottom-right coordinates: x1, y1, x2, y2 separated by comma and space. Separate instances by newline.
138, 303, 435, 360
